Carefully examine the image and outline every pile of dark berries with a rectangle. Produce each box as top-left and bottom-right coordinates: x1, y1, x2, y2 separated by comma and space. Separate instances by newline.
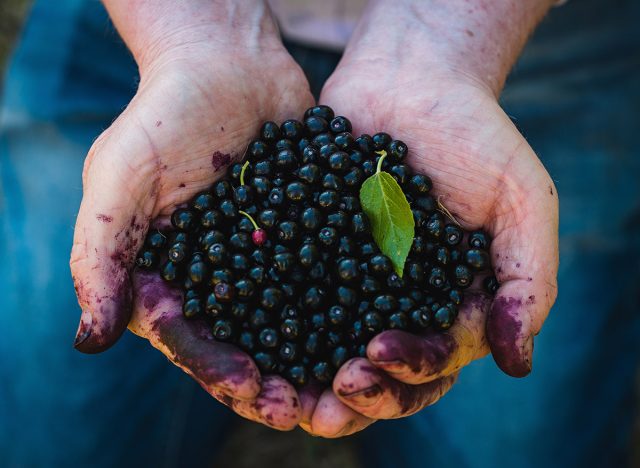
136, 105, 498, 387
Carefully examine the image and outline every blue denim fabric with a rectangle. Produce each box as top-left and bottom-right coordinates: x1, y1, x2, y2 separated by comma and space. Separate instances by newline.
1, 0, 639, 467
0, 2, 231, 467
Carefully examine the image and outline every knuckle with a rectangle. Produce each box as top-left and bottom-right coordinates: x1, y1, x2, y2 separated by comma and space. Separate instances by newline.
82, 130, 112, 186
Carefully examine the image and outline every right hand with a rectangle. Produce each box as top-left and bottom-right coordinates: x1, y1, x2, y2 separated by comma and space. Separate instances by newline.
69, 10, 315, 430
299, 0, 560, 435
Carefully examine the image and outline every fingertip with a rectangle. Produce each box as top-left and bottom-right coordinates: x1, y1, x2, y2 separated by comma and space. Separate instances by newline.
310, 388, 373, 438
72, 275, 132, 353
253, 376, 302, 431
333, 358, 383, 407
487, 295, 534, 377
213, 351, 262, 401
366, 330, 411, 365
366, 330, 458, 384
212, 377, 301, 431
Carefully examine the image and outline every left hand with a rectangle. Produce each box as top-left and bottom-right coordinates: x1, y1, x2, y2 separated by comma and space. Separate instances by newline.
299, 7, 559, 435
69, 1, 315, 430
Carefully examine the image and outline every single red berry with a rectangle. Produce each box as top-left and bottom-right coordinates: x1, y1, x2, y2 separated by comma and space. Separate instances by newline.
252, 229, 267, 246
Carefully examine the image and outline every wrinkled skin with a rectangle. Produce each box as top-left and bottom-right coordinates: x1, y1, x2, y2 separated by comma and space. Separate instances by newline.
70, 4, 558, 436
69, 29, 315, 429
298, 39, 559, 436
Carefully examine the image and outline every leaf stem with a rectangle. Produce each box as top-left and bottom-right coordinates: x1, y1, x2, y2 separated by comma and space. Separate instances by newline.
375, 150, 387, 174
239, 210, 260, 230
240, 161, 250, 186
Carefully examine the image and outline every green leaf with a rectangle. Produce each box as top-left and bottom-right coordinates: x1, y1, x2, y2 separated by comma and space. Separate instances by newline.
360, 170, 415, 277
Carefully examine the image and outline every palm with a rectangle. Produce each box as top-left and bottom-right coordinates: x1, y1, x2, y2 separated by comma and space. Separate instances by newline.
94, 52, 312, 221
322, 62, 558, 334
324, 65, 554, 232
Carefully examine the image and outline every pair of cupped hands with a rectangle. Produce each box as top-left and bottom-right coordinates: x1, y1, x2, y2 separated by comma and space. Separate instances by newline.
70, 8, 558, 437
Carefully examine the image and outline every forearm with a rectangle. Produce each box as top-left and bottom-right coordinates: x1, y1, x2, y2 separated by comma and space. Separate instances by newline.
347, 0, 555, 96
102, 0, 280, 70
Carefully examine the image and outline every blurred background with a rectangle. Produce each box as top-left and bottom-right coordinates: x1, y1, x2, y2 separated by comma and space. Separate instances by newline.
1, 0, 638, 467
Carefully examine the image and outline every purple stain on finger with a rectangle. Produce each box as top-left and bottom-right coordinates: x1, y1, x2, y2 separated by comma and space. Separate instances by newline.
72, 215, 144, 354
298, 382, 324, 422
370, 331, 457, 376
380, 371, 456, 416
334, 359, 370, 395
339, 384, 383, 407
136, 270, 182, 310
129, 215, 145, 233
74, 272, 132, 354
253, 377, 301, 428
487, 296, 532, 377
96, 214, 113, 223
336, 359, 451, 417
151, 311, 260, 397
212, 151, 231, 171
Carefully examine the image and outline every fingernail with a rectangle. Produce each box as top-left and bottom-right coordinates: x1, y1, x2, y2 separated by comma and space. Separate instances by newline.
299, 421, 313, 433
523, 334, 534, 371
73, 310, 93, 348
339, 384, 382, 407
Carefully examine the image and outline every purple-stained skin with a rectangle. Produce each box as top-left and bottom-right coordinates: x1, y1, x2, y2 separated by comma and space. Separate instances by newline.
74, 272, 132, 353
372, 331, 458, 376
136, 270, 182, 310
96, 214, 113, 223
74, 215, 148, 353
133, 271, 260, 394
487, 296, 532, 377
376, 369, 450, 416
231, 376, 301, 429
298, 382, 324, 426
336, 359, 455, 417
152, 314, 259, 391
211, 151, 231, 171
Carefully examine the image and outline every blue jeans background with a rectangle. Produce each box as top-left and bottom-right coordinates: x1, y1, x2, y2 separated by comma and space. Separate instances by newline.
1, 0, 639, 467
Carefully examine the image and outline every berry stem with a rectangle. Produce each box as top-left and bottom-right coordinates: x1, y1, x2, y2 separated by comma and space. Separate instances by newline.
375, 150, 387, 174
240, 161, 250, 186
239, 210, 260, 230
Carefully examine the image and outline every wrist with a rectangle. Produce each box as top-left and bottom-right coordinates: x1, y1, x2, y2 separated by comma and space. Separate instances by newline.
103, 0, 282, 74
345, 0, 555, 97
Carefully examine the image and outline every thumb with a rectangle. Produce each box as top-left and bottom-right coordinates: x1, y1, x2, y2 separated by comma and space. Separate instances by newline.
486, 163, 559, 376
70, 113, 158, 353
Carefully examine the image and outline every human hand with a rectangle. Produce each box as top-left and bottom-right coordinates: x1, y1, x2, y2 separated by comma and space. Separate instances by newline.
70, 1, 314, 430
301, 0, 559, 435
